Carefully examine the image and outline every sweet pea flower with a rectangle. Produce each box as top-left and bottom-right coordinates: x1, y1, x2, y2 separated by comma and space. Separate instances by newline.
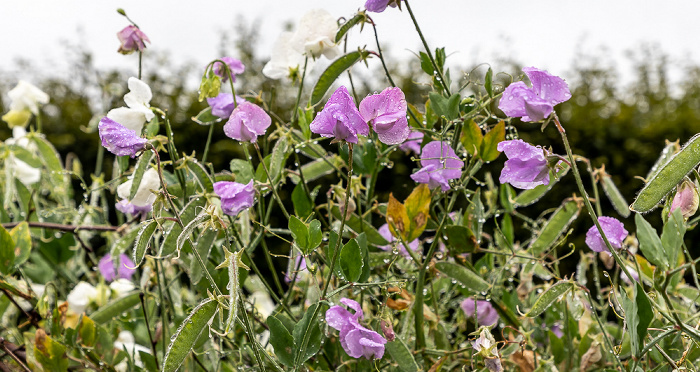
585, 216, 628, 253
499, 67, 571, 122
115, 168, 160, 215
310, 86, 368, 144
109, 279, 136, 298
106, 77, 154, 134
325, 298, 387, 359
399, 131, 424, 154
497, 139, 550, 190
4, 127, 41, 186
359, 87, 410, 145
214, 180, 255, 216
262, 31, 307, 80
98, 117, 148, 158
461, 298, 499, 327
365, 0, 402, 13
66, 281, 100, 314
550, 323, 564, 338
223, 102, 271, 143
290, 9, 340, 59
117, 25, 150, 55
670, 178, 699, 218
410, 141, 464, 191
213, 57, 245, 82
378, 224, 420, 256
207, 93, 243, 119
7, 80, 49, 115
98, 253, 136, 282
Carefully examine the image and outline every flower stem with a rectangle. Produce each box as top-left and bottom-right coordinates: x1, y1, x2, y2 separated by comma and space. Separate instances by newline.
253, 143, 290, 219
291, 57, 308, 126
403, 0, 450, 96
140, 292, 160, 369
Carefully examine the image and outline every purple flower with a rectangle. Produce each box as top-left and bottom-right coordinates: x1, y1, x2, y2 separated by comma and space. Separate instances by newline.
499, 67, 571, 122
550, 323, 564, 338
98, 254, 136, 282
325, 298, 387, 359
213, 57, 245, 82
365, 0, 401, 13
98, 117, 148, 157
670, 178, 699, 218
223, 102, 271, 143
399, 131, 424, 155
497, 139, 550, 190
621, 267, 640, 285
214, 180, 255, 216
310, 86, 368, 144
359, 87, 410, 145
115, 200, 152, 216
461, 298, 499, 327
117, 25, 150, 55
377, 224, 420, 256
410, 141, 464, 191
585, 216, 628, 253
207, 93, 244, 119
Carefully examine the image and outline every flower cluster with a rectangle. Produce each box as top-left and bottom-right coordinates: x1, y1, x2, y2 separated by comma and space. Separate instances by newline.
499, 67, 571, 122
325, 298, 387, 359
410, 141, 464, 191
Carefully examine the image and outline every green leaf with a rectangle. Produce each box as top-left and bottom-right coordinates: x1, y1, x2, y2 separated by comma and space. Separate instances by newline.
289, 215, 309, 253
129, 151, 154, 199
419, 52, 433, 75
460, 119, 483, 156
632, 134, 700, 212
386, 338, 419, 372
434, 262, 490, 292
189, 229, 218, 285
444, 225, 477, 254
524, 281, 575, 317
31, 135, 66, 194
601, 173, 631, 218
34, 330, 68, 372
514, 162, 570, 207
292, 183, 314, 219
0, 225, 15, 274
308, 220, 323, 251
176, 213, 212, 256
90, 292, 141, 324
330, 206, 389, 246
661, 208, 686, 267
527, 200, 581, 256
335, 13, 366, 43
499, 183, 516, 214
404, 184, 431, 241
635, 214, 668, 269
162, 298, 219, 372
186, 159, 214, 193
270, 134, 291, 180
310, 50, 369, 106
8, 144, 42, 168
267, 316, 295, 367
230, 159, 254, 184
485, 67, 494, 97
297, 107, 313, 140
339, 239, 363, 282
9, 222, 31, 266
428, 92, 460, 121
355, 233, 371, 283
111, 227, 141, 255
623, 283, 653, 357
191, 106, 222, 126
160, 197, 207, 256
480, 121, 505, 162
132, 219, 159, 266
78, 316, 97, 347
292, 303, 323, 366
466, 188, 484, 244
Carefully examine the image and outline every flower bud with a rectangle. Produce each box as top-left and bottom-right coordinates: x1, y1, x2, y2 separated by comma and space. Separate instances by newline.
669, 178, 699, 219
380, 319, 395, 341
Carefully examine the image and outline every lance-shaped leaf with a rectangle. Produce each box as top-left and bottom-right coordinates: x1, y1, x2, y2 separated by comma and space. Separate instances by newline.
339, 239, 363, 283
524, 281, 575, 317
386, 338, 419, 372
335, 13, 366, 43
635, 214, 668, 269
34, 329, 68, 372
162, 298, 219, 372
310, 50, 369, 106
90, 292, 141, 324
0, 225, 14, 275
185, 159, 214, 193
632, 133, 700, 212
133, 219, 159, 266
129, 151, 155, 199
600, 171, 630, 218
9, 222, 31, 267
292, 303, 323, 366
435, 262, 490, 293
622, 282, 653, 357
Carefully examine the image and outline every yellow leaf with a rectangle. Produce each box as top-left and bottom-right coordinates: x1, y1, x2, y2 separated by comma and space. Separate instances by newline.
387, 194, 410, 241
404, 184, 432, 241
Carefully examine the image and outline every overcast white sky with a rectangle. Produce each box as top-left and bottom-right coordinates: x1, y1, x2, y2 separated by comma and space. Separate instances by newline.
0, 0, 698, 87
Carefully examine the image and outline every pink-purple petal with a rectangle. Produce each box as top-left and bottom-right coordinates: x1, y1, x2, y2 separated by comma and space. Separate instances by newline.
98, 117, 147, 158
377, 224, 421, 256
585, 216, 628, 253
310, 86, 368, 144
213, 57, 245, 82
98, 254, 136, 282
411, 141, 464, 191
497, 140, 550, 190
399, 131, 423, 154
223, 102, 271, 143
214, 180, 255, 216
207, 93, 243, 118
523, 67, 572, 105
461, 298, 499, 327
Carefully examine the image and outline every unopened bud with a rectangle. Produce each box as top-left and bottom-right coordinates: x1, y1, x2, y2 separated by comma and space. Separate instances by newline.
380, 320, 395, 341
117, 8, 126, 16
670, 178, 699, 219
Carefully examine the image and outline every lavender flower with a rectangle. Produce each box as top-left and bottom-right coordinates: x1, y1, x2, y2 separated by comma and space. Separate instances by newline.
550, 323, 564, 338
98, 254, 136, 282
399, 131, 424, 155
207, 93, 243, 119
378, 224, 420, 256
214, 180, 255, 216
310, 86, 368, 144
497, 139, 550, 190
461, 298, 499, 327
359, 87, 410, 145
325, 298, 387, 359
499, 67, 571, 122
98, 117, 147, 157
410, 141, 464, 191
670, 178, 699, 218
117, 25, 150, 55
213, 57, 245, 82
366, 0, 401, 13
585, 216, 628, 253
223, 102, 271, 143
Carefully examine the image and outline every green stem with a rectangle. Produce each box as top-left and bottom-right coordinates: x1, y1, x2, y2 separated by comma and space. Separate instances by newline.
291, 57, 308, 126
581, 288, 625, 370
253, 143, 290, 219
403, 0, 450, 96
202, 124, 215, 164
138, 51, 143, 80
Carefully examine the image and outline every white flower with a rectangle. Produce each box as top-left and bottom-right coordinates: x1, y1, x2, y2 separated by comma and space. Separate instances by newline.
66, 281, 99, 314
114, 331, 151, 371
8, 80, 49, 115
263, 32, 308, 80
473, 328, 498, 358
117, 168, 160, 208
109, 279, 136, 298
7, 155, 41, 186
251, 291, 276, 320
106, 77, 154, 135
5, 127, 32, 148
290, 9, 340, 59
